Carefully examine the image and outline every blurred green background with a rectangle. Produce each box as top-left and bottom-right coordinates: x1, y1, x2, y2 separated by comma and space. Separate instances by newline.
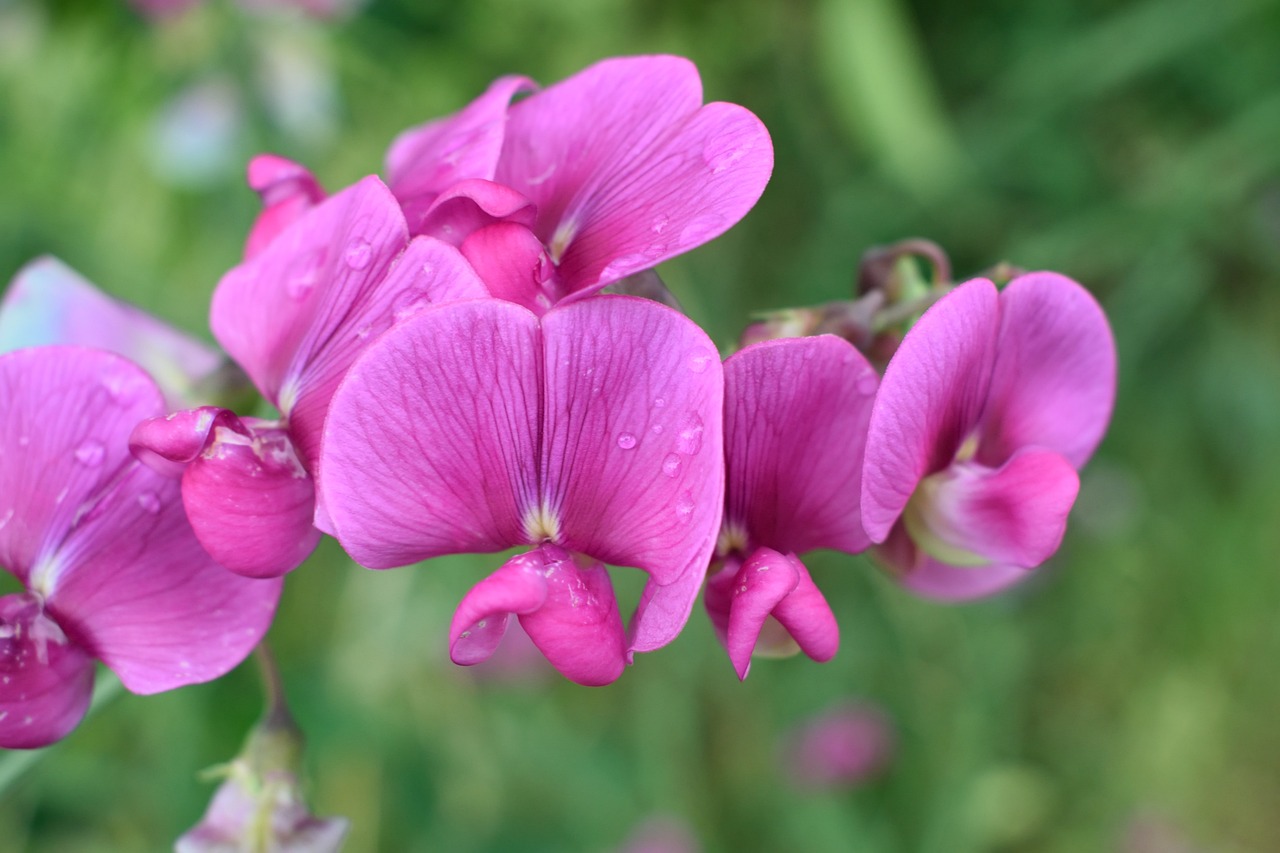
2, 0, 1279, 850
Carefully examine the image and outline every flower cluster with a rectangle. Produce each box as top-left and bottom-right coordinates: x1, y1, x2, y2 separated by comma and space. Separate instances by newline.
0, 55, 1115, 763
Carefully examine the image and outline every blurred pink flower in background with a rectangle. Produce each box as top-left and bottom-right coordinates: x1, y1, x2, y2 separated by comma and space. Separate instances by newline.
614, 815, 701, 853
782, 702, 895, 790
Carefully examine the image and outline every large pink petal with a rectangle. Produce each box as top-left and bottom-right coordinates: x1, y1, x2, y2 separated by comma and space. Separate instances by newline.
907, 448, 1080, 570
460, 222, 561, 314
0, 257, 223, 410
724, 336, 877, 556
45, 462, 282, 694
319, 300, 540, 567
497, 56, 772, 296
0, 593, 95, 749
541, 296, 724, 586
386, 74, 538, 206
210, 175, 408, 414
0, 347, 164, 585
978, 272, 1117, 470
873, 522, 1033, 601
243, 154, 326, 259
862, 279, 1000, 543
404, 178, 537, 245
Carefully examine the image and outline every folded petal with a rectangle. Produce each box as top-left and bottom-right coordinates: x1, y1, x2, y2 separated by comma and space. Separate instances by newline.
874, 523, 1033, 600
0, 593, 95, 749
978, 272, 1118, 469
724, 336, 877, 555
386, 74, 538, 204
44, 463, 283, 694
244, 154, 326, 259
449, 551, 548, 666
541, 296, 724, 586
460, 222, 561, 314
319, 300, 540, 567
497, 55, 772, 296
129, 406, 245, 477
403, 178, 537, 245
0, 257, 223, 410
0, 347, 164, 585
627, 559, 708, 656
862, 279, 1000, 543
516, 548, 627, 686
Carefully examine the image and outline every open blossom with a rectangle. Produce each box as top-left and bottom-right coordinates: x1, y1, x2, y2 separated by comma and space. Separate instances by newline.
0, 256, 230, 410
254, 55, 773, 313
704, 336, 878, 679
131, 176, 487, 578
861, 273, 1116, 599
318, 296, 724, 685
0, 347, 281, 749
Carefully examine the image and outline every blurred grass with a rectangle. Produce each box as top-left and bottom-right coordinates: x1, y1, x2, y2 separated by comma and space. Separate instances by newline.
2, 0, 1279, 850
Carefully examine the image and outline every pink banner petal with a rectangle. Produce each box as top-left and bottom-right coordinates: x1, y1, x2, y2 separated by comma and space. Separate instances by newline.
862, 279, 1000, 543
0, 257, 223, 410
979, 272, 1117, 470
244, 154, 326, 259
0, 593, 95, 749
320, 300, 540, 567
541, 296, 724, 587
724, 336, 877, 556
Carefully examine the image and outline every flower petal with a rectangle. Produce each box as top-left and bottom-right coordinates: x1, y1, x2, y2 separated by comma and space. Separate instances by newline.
0, 347, 164, 585
404, 178, 537, 245
627, 561, 707, 656
862, 279, 1000, 543
497, 55, 773, 296
979, 272, 1117, 469
459, 222, 561, 314
0, 257, 223, 410
449, 551, 548, 666
319, 300, 540, 567
906, 448, 1080, 570
723, 336, 877, 555
0, 593, 95, 749
129, 406, 244, 477
244, 154, 326, 259
541, 296, 724, 586
45, 461, 283, 694
873, 520, 1034, 601
386, 74, 538, 207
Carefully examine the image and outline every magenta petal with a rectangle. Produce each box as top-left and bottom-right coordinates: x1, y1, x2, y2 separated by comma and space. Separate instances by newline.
47, 464, 283, 693
862, 279, 1000, 543
411, 178, 538, 246
911, 448, 1080, 569
628, 561, 708, 656
979, 272, 1118, 469
769, 554, 839, 664
517, 549, 627, 686
320, 300, 540, 567
0, 257, 223, 410
180, 422, 321, 578
449, 551, 548, 666
244, 154, 326, 259
542, 296, 724, 586
460, 222, 561, 313
0, 593, 95, 749
724, 336, 878, 555
129, 407, 245, 477
874, 521, 1033, 601
386, 74, 538, 205
0, 348, 164, 584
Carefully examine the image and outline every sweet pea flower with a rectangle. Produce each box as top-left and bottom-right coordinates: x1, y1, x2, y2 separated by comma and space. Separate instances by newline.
0, 256, 229, 410
318, 296, 724, 685
782, 702, 895, 790
0, 347, 281, 749
131, 176, 487, 578
704, 336, 878, 679
861, 273, 1116, 599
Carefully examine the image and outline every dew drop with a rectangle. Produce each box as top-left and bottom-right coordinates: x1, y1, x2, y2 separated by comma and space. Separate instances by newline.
675, 491, 696, 521
651, 215, 670, 234
651, 424, 664, 435
662, 453, 681, 478
687, 352, 713, 374
675, 414, 704, 455
616, 433, 637, 450
355, 325, 373, 340
74, 441, 105, 468
137, 492, 161, 514
286, 271, 317, 301
653, 397, 667, 409
703, 138, 750, 174
344, 239, 373, 270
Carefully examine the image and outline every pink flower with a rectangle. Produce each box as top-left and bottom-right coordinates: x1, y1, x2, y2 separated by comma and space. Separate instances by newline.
861, 273, 1116, 599
782, 702, 894, 789
131, 176, 487, 578
703, 336, 878, 679
0, 257, 228, 410
318, 296, 724, 685
0, 347, 281, 749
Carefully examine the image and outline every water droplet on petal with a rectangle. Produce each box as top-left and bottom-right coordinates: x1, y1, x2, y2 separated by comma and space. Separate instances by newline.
662, 453, 681, 478
676, 414, 704, 455
703, 137, 751, 174
344, 239, 373, 270
679, 214, 726, 245
675, 491, 696, 521
688, 351, 714, 374
651, 215, 670, 234
74, 441, 105, 468
137, 492, 161, 514
355, 325, 373, 340
651, 424, 664, 435
616, 433, 637, 450
653, 397, 667, 409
